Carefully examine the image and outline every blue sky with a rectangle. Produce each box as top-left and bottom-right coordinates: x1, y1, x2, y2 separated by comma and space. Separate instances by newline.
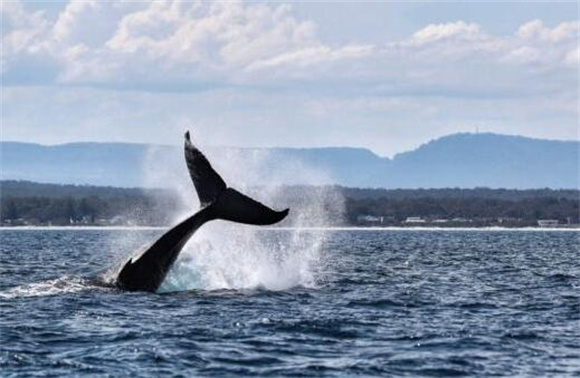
1, 0, 578, 156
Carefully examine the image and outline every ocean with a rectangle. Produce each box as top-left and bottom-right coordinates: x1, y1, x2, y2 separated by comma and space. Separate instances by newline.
1, 228, 578, 377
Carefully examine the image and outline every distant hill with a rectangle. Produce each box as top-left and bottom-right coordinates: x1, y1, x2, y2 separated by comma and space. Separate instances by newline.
1, 133, 578, 189
389, 133, 579, 189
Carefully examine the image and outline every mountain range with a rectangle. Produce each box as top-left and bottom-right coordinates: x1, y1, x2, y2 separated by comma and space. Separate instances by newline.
1, 133, 578, 189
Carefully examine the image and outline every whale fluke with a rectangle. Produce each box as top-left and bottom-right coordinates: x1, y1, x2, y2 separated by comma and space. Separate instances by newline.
212, 188, 290, 226
184, 131, 227, 207
115, 131, 290, 292
184, 131, 289, 225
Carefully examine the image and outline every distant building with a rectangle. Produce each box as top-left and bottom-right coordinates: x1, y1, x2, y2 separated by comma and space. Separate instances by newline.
537, 219, 559, 227
404, 217, 426, 224
357, 215, 384, 225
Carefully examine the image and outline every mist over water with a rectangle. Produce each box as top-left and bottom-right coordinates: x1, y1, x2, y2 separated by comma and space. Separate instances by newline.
139, 141, 345, 292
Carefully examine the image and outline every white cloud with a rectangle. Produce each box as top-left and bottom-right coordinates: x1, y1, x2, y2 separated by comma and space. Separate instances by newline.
247, 44, 374, 71
564, 47, 579, 67
56, 1, 330, 83
408, 21, 486, 45
2, 1, 577, 90
1, 1, 48, 53
394, 19, 578, 70
1, 1, 577, 155
517, 19, 578, 43
501, 19, 579, 66
1, 0, 50, 74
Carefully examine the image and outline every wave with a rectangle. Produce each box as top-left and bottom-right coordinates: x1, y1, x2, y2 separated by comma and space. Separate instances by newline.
0, 275, 109, 299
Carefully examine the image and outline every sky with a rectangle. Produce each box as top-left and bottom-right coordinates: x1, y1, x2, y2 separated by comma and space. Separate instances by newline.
1, 0, 578, 156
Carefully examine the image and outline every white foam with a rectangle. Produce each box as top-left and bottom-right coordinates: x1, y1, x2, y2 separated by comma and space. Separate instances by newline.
0, 276, 93, 299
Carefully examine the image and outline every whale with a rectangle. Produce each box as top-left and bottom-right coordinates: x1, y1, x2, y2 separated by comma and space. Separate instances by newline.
114, 131, 289, 292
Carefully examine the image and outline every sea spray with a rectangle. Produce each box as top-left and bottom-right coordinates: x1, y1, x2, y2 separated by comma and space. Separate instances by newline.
136, 137, 345, 292
159, 226, 324, 292
102, 142, 196, 276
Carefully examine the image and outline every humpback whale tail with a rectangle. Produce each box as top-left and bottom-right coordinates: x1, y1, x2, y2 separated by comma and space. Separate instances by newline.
184, 131, 289, 225
115, 131, 289, 292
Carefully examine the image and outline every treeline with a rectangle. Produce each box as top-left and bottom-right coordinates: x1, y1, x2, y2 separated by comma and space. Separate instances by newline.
344, 196, 579, 226
0, 181, 578, 227
0, 180, 162, 199
341, 187, 579, 201
0, 181, 182, 226
1, 195, 180, 226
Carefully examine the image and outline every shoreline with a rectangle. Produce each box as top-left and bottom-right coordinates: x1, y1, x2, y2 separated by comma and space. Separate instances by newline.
0, 226, 578, 232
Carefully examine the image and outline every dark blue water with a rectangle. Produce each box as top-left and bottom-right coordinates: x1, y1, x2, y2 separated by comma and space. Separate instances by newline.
1, 229, 578, 377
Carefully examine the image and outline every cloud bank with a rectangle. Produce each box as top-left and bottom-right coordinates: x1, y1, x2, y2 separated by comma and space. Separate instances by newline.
1, 1, 578, 155
3, 1, 577, 88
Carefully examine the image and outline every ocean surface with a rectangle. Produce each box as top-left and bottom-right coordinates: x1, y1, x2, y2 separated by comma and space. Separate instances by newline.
0, 228, 578, 377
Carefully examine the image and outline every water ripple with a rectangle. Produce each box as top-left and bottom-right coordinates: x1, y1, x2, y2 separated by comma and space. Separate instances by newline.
1, 230, 578, 377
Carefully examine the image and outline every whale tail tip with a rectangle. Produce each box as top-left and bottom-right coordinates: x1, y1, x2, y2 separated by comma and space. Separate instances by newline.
184, 130, 289, 226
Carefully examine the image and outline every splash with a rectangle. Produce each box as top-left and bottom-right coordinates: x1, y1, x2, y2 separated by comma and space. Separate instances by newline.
141, 138, 344, 292
0, 276, 97, 299
158, 225, 326, 292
